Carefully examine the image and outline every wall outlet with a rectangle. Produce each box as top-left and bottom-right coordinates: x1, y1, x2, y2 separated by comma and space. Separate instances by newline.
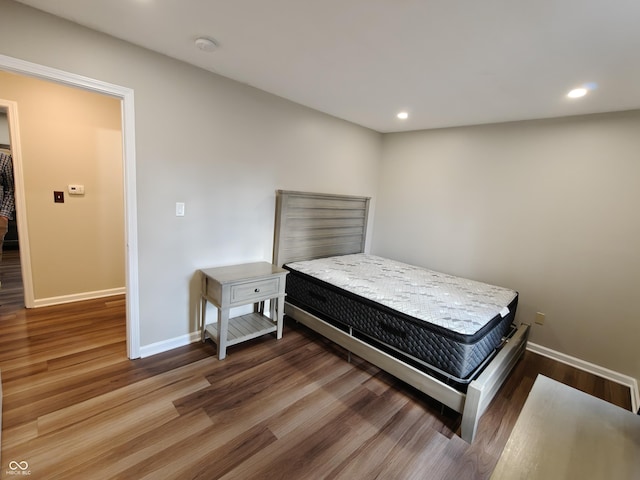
535, 312, 546, 325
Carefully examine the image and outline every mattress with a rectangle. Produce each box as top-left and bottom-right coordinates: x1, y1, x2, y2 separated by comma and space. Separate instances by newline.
284, 254, 518, 385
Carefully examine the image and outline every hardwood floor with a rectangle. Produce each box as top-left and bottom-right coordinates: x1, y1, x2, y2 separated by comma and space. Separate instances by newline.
0, 249, 24, 311
0, 249, 632, 479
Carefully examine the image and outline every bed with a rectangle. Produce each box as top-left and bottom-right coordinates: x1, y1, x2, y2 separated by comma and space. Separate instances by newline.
272, 190, 529, 443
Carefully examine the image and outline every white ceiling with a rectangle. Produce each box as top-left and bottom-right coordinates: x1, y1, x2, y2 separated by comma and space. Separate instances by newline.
15, 0, 640, 133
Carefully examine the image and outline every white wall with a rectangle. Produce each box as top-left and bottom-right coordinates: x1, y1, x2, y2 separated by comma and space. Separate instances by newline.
0, 0, 382, 347
374, 111, 640, 383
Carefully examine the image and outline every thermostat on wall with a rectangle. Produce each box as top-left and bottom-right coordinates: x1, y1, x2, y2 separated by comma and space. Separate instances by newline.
68, 184, 85, 195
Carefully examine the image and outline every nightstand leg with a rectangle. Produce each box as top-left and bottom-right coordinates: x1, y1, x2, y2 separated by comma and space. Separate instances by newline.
275, 296, 284, 339
253, 301, 265, 315
217, 307, 230, 360
200, 296, 207, 342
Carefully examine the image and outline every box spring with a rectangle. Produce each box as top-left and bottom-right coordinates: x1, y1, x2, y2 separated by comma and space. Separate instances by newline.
284, 266, 518, 390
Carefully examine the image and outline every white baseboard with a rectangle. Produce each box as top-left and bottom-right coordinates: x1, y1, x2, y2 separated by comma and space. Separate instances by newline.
527, 342, 639, 414
33, 287, 126, 308
140, 331, 201, 358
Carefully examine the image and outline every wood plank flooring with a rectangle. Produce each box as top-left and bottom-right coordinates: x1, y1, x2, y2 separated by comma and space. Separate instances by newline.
0, 249, 632, 479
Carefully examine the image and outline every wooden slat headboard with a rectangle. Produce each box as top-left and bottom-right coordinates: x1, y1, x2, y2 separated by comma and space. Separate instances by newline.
273, 190, 371, 267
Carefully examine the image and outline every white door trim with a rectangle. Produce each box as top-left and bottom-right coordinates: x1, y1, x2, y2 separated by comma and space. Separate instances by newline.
0, 54, 140, 359
0, 98, 36, 308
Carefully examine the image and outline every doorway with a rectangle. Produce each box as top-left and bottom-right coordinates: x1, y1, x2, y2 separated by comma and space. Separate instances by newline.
0, 106, 20, 303
0, 53, 140, 358
0, 99, 34, 307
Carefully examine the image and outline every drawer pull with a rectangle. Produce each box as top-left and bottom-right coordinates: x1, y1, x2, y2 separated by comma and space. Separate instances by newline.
254, 288, 260, 293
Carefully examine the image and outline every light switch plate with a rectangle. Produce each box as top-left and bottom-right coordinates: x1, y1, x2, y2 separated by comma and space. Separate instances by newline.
176, 202, 185, 217
68, 184, 85, 195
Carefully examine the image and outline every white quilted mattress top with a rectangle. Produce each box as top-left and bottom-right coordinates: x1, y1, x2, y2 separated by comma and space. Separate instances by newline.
285, 253, 517, 335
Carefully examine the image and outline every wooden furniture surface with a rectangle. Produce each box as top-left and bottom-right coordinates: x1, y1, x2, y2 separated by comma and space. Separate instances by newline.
491, 374, 640, 480
200, 262, 288, 360
273, 189, 370, 267
272, 189, 529, 443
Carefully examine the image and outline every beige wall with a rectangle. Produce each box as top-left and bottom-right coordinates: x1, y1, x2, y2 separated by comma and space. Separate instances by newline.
374, 111, 640, 383
0, 0, 382, 346
0, 70, 125, 299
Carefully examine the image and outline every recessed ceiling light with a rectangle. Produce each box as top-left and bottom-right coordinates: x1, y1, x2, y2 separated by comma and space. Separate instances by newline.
567, 88, 588, 99
195, 37, 218, 52
397, 112, 409, 119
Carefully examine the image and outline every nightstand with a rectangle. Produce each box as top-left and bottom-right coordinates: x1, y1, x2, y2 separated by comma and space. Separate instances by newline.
200, 262, 288, 360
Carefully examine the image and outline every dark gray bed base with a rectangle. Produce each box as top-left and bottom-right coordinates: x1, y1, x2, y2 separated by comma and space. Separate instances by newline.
273, 190, 529, 443
283, 265, 519, 385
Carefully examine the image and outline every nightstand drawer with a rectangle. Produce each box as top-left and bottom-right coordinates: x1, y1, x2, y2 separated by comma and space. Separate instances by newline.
230, 277, 280, 304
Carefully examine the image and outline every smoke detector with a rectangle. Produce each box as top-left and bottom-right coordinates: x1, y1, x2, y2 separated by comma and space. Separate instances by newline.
195, 37, 218, 52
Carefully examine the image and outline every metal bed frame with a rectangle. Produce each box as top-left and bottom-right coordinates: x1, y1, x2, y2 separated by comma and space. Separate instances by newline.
273, 190, 529, 442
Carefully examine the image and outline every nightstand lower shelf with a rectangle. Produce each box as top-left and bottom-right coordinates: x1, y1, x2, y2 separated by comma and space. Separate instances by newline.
204, 312, 278, 348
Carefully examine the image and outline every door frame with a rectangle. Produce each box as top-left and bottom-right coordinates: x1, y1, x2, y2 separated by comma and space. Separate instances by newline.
0, 54, 140, 359
0, 98, 36, 307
